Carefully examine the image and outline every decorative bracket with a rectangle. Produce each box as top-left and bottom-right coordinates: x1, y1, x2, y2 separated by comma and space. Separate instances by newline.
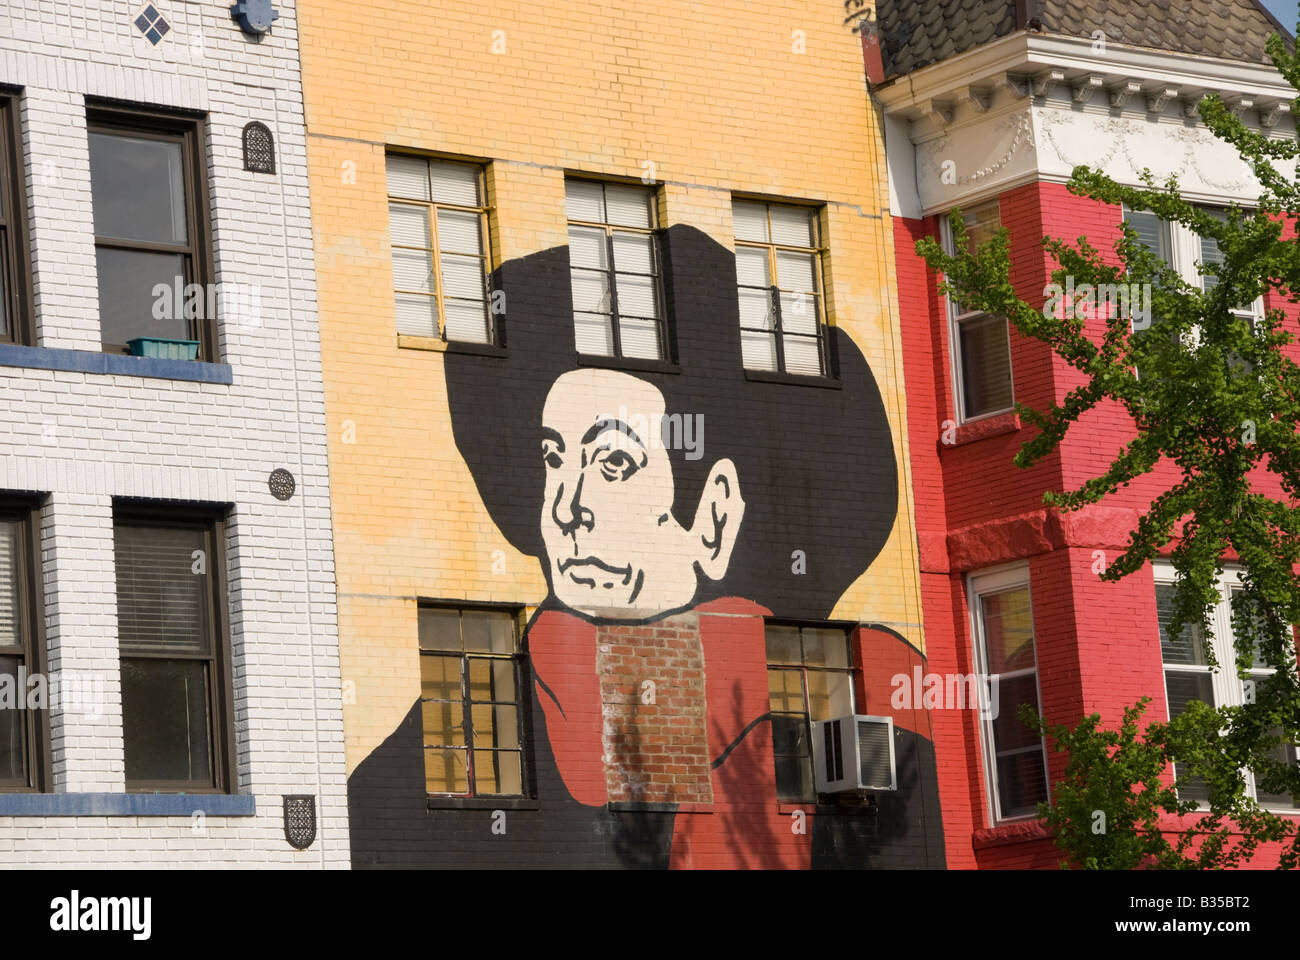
1146, 86, 1178, 113
1108, 79, 1142, 109
1261, 100, 1293, 128
1030, 69, 1064, 99
1072, 75, 1105, 103
956, 86, 992, 113
921, 99, 954, 127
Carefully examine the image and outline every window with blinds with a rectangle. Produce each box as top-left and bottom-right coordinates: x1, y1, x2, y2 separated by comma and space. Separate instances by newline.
733, 199, 827, 377
1154, 571, 1300, 809
114, 511, 231, 791
0, 507, 43, 791
969, 568, 1048, 822
0, 96, 32, 345
387, 155, 493, 345
565, 179, 666, 361
944, 199, 1013, 420
418, 604, 528, 797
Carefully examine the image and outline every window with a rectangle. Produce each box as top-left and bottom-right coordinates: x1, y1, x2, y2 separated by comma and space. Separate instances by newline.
969, 566, 1048, 821
1154, 565, 1299, 810
88, 106, 213, 359
734, 200, 828, 376
113, 507, 234, 792
943, 199, 1013, 421
765, 623, 855, 802
0, 501, 47, 791
387, 154, 494, 345
565, 179, 666, 360
0, 95, 31, 345
418, 604, 528, 797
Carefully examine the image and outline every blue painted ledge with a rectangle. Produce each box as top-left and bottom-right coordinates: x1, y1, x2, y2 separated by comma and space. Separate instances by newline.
0, 793, 256, 816
0, 345, 233, 385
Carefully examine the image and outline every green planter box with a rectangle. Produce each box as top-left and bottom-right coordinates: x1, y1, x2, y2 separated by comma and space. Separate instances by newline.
127, 337, 200, 361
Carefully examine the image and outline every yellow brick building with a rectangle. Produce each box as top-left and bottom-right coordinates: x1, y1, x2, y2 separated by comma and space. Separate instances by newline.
299, 0, 937, 868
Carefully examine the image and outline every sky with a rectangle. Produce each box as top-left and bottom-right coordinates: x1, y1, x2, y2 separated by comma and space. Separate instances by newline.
1262, 0, 1299, 32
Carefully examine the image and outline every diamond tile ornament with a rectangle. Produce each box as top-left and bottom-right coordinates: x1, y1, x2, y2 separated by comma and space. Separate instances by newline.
134, 3, 171, 45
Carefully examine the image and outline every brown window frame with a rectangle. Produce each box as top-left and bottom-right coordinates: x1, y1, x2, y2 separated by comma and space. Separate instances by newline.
87, 103, 216, 362
417, 601, 532, 800
113, 502, 236, 794
0, 92, 34, 346
0, 497, 50, 793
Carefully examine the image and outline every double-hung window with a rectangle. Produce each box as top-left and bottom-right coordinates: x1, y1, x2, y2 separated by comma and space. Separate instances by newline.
88, 106, 214, 359
1154, 565, 1299, 809
0, 500, 47, 791
418, 604, 529, 797
114, 506, 235, 792
969, 566, 1048, 821
0, 95, 31, 345
565, 179, 666, 361
943, 199, 1012, 421
734, 200, 828, 376
387, 155, 494, 345
765, 623, 855, 802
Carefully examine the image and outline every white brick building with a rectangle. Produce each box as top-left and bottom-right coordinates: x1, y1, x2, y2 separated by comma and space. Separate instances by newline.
0, 0, 347, 866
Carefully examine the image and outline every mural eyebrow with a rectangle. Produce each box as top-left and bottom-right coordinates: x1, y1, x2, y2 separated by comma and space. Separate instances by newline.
541, 427, 565, 452
582, 418, 645, 449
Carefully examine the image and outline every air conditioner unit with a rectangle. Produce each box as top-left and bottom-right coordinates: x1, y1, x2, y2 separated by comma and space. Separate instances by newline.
811, 715, 897, 793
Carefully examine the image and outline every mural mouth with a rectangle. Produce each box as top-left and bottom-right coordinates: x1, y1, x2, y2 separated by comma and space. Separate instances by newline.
558, 556, 634, 589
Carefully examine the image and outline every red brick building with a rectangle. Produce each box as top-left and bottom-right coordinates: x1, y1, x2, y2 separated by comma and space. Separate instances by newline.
872, 0, 1300, 866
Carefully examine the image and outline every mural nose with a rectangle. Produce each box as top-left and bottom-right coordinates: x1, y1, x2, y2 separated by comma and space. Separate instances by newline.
551, 474, 595, 537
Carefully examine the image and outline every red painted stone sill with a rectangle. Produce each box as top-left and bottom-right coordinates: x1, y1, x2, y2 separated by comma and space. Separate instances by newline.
943, 411, 1021, 449
972, 819, 1053, 849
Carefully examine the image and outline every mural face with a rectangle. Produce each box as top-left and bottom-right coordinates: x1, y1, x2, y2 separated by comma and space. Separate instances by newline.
540, 368, 743, 619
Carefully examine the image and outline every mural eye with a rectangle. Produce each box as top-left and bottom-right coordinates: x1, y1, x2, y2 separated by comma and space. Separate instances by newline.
598, 449, 640, 482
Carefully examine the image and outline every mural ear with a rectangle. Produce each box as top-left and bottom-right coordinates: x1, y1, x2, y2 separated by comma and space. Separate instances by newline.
693, 458, 744, 582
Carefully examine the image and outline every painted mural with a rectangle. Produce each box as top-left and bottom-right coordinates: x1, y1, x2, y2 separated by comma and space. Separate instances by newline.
347, 225, 945, 868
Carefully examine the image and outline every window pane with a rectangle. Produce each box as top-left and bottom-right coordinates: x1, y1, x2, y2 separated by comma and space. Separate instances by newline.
767, 668, 804, 714
420, 653, 462, 703
735, 246, 770, 286
421, 695, 464, 747
776, 250, 817, 292
604, 184, 653, 229
957, 200, 999, 253
738, 287, 774, 330
115, 523, 209, 656
1254, 737, 1299, 810
439, 253, 485, 300
732, 201, 769, 243
96, 248, 189, 347
0, 520, 21, 649
565, 180, 605, 222
779, 292, 818, 335
741, 331, 778, 371
785, 333, 823, 379
389, 203, 430, 247
571, 270, 610, 315
612, 232, 654, 274
775, 753, 813, 802
1155, 583, 1208, 666
615, 273, 658, 319
806, 670, 853, 722
418, 608, 461, 650
474, 749, 522, 795
0, 232, 9, 341
980, 586, 1034, 674
991, 674, 1042, 750
769, 205, 815, 247
765, 626, 802, 665
121, 658, 211, 784
802, 628, 849, 668
461, 611, 515, 654
394, 293, 438, 338
443, 298, 491, 344
618, 316, 661, 360
1124, 207, 1171, 265
959, 314, 1014, 418
1165, 670, 1213, 718
436, 208, 483, 256
574, 312, 615, 355
392, 247, 434, 294
771, 713, 809, 757
0, 655, 25, 783
568, 226, 608, 270
386, 154, 430, 201
89, 132, 187, 244
996, 748, 1047, 818
472, 703, 519, 749
428, 162, 480, 206
424, 747, 468, 794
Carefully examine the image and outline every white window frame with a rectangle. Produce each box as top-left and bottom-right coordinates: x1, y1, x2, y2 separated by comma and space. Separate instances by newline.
1152, 562, 1299, 811
940, 201, 1015, 424
968, 563, 1049, 825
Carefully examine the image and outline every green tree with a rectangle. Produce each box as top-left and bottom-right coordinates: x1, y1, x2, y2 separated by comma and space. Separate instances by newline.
919, 28, 1300, 868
